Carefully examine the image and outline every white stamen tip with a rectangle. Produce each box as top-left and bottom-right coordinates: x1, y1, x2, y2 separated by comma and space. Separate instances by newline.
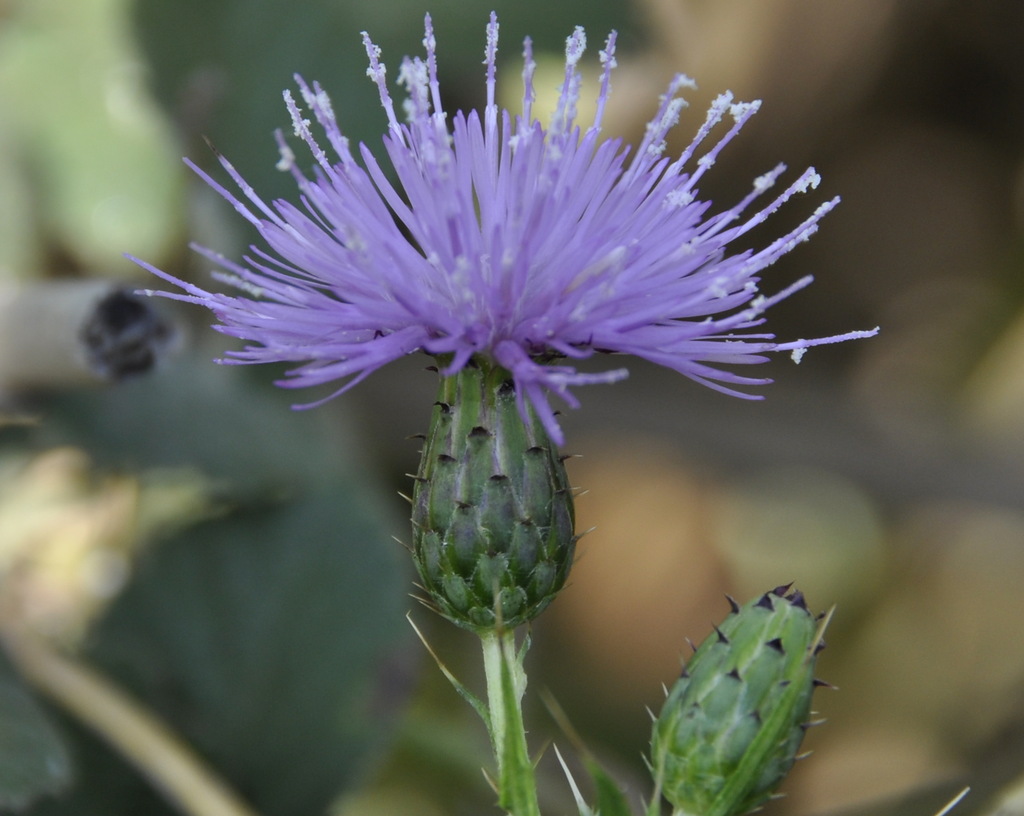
275, 143, 296, 171
796, 170, 822, 193
565, 27, 586, 65
670, 74, 697, 93
666, 189, 695, 207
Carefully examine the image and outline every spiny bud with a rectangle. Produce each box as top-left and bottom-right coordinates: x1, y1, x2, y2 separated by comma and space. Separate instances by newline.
650, 586, 828, 816
410, 358, 576, 630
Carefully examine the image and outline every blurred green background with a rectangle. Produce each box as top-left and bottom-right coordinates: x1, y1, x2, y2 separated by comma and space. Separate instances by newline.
1, 0, 1024, 814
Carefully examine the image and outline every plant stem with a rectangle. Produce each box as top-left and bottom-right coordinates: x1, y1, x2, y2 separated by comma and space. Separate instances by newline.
2, 625, 260, 816
480, 628, 541, 816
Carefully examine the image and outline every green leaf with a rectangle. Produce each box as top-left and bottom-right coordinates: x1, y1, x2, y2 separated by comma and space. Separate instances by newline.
0, 656, 72, 811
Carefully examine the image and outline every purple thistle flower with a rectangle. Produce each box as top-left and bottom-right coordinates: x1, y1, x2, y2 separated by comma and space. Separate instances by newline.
133, 13, 877, 445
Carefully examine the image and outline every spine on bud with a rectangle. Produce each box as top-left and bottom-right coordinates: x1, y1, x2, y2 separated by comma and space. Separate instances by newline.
650, 585, 827, 816
411, 359, 576, 631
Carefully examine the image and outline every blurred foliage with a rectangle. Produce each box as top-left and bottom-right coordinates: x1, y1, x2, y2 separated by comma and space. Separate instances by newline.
0, 0, 181, 280
1, 349, 415, 815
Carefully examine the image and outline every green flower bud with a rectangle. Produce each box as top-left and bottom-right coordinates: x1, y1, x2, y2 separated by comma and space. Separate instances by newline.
410, 359, 576, 631
650, 586, 827, 816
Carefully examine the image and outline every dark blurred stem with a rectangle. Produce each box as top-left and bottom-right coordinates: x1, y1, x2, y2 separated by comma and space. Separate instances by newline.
1, 624, 260, 816
480, 628, 541, 816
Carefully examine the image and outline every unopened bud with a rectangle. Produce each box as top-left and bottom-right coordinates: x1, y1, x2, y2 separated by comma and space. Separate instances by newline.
651, 586, 827, 816
411, 359, 576, 630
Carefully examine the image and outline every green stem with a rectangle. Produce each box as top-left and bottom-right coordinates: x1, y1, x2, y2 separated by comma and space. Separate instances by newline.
480, 629, 541, 816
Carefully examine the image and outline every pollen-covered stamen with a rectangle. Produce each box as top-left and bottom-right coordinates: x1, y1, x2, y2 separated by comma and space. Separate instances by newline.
292, 76, 352, 165
362, 32, 402, 137
398, 56, 431, 123
718, 276, 816, 330
282, 90, 323, 171
274, 131, 297, 173
773, 327, 881, 356
737, 196, 841, 276
589, 31, 617, 136
200, 246, 310, 302
423, 13, 444, 117
519, 36, 537, 130
630, 78, 695, 178
687, 163, 788, 246
646, 88, 729, 188
711, 166, 823, 246
397, 53, 452, 170
484, 12, 499, 112
551, 26, 587, 138
685, 99, 761, 195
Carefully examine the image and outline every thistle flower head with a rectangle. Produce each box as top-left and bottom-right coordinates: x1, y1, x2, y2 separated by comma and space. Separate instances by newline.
134, 13, 876, 445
